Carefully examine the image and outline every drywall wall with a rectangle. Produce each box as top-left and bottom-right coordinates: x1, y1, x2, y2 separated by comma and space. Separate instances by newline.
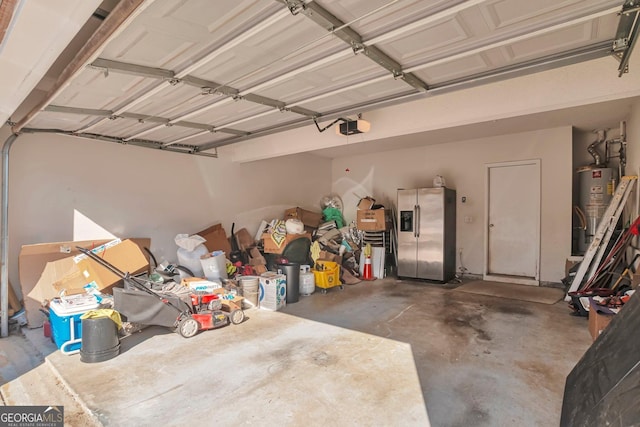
0, 126, 331, 296
627, 99, 640, 220
331, 126, 572, 283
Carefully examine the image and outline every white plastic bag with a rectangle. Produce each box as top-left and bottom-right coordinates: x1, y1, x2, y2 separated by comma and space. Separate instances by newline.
175, 234, 208, 279
175, 234, 206, 252
285, 218, 305, 234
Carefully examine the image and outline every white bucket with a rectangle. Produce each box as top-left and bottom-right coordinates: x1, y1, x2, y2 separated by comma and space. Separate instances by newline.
300, 264, 315, 295
239, 276, 260, 309
200, 251, 228, 281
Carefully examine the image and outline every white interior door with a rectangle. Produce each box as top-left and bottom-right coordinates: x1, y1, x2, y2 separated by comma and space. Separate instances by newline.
485, 160, 540, 285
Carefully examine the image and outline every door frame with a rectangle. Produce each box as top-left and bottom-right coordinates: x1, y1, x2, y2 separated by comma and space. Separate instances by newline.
483, 159, 540, 286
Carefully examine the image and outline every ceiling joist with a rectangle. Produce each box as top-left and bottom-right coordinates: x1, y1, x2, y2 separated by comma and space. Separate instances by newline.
284, 0, 429, 92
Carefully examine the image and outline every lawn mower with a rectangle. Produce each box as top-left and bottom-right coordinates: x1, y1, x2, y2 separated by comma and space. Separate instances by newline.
77, 247, 245, 338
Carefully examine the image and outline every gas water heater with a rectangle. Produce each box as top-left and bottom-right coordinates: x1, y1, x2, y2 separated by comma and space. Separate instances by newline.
575, 125, 627, 254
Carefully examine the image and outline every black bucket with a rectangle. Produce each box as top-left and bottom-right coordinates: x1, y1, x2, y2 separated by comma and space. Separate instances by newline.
80, 316, 120, 363
278, 262, 300, 304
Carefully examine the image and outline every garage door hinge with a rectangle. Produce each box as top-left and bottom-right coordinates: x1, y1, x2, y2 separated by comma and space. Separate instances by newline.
87, 63, 109, 78
620, 4, 640, 15
613, 37, 629, 52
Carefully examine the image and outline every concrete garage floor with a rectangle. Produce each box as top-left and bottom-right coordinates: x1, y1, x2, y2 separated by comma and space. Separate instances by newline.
1, 278, 591, 426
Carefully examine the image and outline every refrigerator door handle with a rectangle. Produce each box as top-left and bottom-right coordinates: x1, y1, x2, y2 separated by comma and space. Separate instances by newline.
413, 205, 418, 238
416, 204, 421, 238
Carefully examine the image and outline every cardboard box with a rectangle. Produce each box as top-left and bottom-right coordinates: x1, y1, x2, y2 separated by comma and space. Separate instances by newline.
565, 256, 583, 278
254, 265, 268, 275
259, 272, 286, 311
588, 309, 614, 341
284, 207, 323, 229
319, 250, 341, 263
20, 238, 149, 326
357, 209, 387, 231
357, 197, 375, 210
211, 287, 244, 309
181, 277, 222, 292
60, 239, 149, 294
28, 239, 149, 307
248, 247, 266, 266
234, 228, 255, 251
262, 233, 311, 254
197, 224, 232, 256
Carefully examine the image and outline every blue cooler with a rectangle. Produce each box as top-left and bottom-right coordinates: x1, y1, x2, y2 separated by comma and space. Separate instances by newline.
50, 298, 98, 355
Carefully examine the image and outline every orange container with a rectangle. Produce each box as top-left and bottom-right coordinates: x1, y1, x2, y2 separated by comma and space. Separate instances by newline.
312, 261, 341, 290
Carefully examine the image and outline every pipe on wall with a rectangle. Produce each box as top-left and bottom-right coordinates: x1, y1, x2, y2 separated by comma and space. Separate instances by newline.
1, 133, 17, 338
587, 129, 606, 166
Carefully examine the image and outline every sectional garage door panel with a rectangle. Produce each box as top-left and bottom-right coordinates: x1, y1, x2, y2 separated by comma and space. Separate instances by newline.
17, 0, 628, 155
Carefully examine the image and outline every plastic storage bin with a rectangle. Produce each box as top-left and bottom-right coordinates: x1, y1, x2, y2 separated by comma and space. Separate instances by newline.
313, 260, 342, 294
49, 298, 99, 355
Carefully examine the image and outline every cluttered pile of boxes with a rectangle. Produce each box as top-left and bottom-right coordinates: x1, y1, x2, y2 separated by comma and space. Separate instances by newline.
586, 290, 636, 341
565, 258, 639, 341
20, 238, 249, 361
15, 197, 391, 359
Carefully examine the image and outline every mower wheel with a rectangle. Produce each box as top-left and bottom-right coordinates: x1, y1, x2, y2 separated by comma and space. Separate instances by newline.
178, 316, 199, 338
230, 309, 245, 325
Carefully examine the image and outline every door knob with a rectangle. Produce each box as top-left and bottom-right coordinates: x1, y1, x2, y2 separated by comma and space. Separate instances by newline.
489, 224, 494, 228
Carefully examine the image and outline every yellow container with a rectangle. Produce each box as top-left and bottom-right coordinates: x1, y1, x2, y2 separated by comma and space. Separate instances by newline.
313, 260, 342, 292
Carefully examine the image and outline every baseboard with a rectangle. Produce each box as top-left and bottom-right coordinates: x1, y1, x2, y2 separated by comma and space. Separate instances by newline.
540, 281, 565, 289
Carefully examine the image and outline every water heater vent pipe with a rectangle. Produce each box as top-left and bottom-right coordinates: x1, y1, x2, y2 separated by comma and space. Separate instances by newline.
588, 129, 606, 166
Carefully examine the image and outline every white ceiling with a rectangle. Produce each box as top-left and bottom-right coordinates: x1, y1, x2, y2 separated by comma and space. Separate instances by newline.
2, 0, 636, 157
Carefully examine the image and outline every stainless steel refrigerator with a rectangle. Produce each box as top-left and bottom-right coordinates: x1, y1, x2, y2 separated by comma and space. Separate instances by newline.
397, 187, 456, 282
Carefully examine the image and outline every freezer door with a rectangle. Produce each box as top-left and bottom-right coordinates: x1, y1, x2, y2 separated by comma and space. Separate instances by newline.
417, 188, 444, 280
397, 189, 418, 278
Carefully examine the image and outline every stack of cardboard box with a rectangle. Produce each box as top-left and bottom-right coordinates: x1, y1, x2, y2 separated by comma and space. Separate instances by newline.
261, 207, 321, 254
20, 238, 150, 326
355, 197, 390, 231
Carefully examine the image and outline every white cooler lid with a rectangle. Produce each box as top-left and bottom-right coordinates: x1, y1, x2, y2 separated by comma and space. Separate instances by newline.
50, 296, 99, 316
